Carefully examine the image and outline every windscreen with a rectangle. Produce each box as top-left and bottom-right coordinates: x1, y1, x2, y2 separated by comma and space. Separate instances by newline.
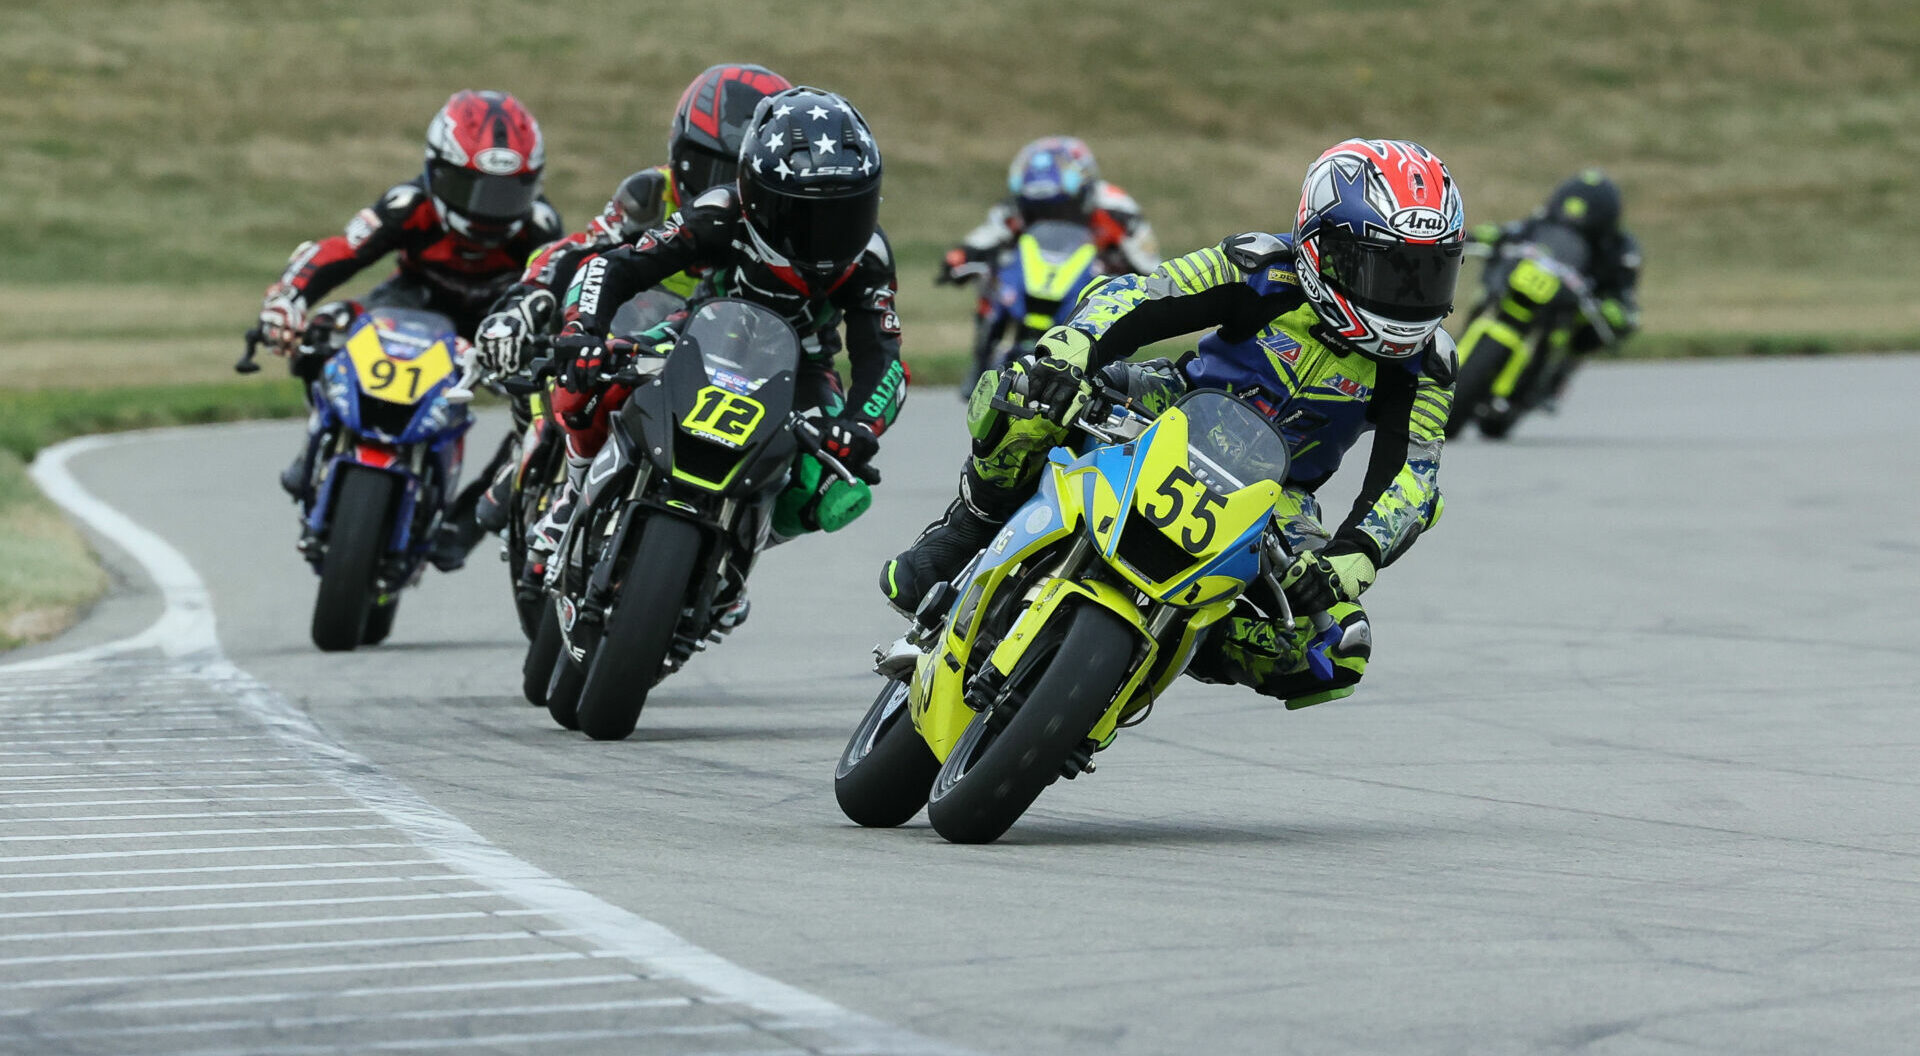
1026, 219, 1095, 258
365, 308, 457, 355
1525, 223, 1591, 276
608, 289, 689, 339
677, 299, 801, 395
1177, 390, 1292, 491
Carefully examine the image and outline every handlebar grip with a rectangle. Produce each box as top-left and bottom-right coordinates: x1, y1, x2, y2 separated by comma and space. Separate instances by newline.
235, 328, 264, 375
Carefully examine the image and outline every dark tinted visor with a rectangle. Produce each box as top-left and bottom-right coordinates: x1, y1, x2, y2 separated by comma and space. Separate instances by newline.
1316, 229, 1462, 321
428, 161, 541, 221
762, 190, 880, 275
672, 144, 740, 201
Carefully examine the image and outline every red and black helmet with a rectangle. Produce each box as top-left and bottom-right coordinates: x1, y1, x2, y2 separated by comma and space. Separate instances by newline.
668, 64, 793, 206
423, 90, 546, 244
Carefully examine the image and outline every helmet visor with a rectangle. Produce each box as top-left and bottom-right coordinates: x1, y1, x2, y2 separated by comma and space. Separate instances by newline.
673, 146, 740, 202
759, 189, 880, 275
428, 161, 541, 222
1316, 229, 1462, 322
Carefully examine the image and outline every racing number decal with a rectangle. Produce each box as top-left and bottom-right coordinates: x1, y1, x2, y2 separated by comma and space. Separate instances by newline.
364, 358, 427, 400
1140, 465, 1227, 553
1508, 258, 1562, 304
682, 386, 766, 446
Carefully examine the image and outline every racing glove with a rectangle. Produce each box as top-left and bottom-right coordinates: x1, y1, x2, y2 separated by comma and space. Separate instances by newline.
1599, 297, 1639, 337
474, 290, 553, 376
1277, 551, 1339, 617
1010, 328, 1096, 426
554, 326, 614, 392
258, 284, 308, 356
1322, 549, 1376, 600
809, 416, 879, 470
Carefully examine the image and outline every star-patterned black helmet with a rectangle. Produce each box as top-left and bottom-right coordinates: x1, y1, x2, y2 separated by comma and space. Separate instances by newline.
737, 87, 882, 290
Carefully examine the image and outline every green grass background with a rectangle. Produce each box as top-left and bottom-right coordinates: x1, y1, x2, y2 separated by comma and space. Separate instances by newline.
2, 0, 1916, 643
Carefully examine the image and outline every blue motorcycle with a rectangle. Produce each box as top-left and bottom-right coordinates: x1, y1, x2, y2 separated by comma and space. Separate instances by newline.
965, 219, 1106, 392
240, 307, 474, 651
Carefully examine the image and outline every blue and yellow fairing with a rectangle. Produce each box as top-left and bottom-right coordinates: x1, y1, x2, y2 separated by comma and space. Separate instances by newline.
908, 399, 1289, 761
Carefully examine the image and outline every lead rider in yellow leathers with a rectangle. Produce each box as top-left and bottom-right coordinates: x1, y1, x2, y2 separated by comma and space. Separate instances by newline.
881, 139, 1465, 708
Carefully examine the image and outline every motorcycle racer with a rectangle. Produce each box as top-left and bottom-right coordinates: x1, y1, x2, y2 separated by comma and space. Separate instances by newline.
883, 138, 1463, 709
256, 90, 563, 566
463, 64, 793, 549
935, 136, 1160, 288
539, 86, 905, 558
1460, 169, 1641, 403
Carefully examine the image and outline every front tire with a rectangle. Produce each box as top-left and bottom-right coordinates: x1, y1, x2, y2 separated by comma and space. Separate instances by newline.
926, 604, 1136, 844
1446, 340, 1511, 440
361, 594, 399, 646
834, 678, 940, 827
574, 515, 704, 741
310, 468, 396, 653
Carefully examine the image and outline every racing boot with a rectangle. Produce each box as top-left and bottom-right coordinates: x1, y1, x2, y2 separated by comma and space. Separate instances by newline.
528, 455, 590, 556
879, 486, 1007, 617
1187, 602, 1372, 710
471, 461, 516, 533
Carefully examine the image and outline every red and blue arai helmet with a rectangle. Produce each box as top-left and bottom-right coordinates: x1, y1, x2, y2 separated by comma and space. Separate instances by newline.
1292, 139, 1465, 361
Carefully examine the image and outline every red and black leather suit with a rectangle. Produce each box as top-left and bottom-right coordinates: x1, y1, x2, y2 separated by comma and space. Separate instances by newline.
275, 178, 564, 337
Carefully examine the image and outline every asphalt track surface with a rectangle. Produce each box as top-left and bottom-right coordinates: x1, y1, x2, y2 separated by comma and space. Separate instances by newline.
7, 354, 1920, 1054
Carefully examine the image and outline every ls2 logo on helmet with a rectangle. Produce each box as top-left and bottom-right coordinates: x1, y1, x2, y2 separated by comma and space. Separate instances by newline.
474, 148, 525, 175
1389, 207, 1449, 239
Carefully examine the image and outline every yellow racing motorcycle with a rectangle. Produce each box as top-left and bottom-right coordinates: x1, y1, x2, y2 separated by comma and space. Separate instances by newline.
835, 377, 1341, 843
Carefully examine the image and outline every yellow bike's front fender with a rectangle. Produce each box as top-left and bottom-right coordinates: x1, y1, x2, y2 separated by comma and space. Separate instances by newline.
912, 577, 1155, 763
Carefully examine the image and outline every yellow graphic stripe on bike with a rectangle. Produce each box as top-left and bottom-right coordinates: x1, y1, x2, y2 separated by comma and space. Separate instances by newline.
1018, 235, 1100, 305
346, 327, 455, 405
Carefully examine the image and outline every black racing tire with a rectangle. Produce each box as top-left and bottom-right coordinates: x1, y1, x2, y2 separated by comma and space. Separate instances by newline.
1446, 341, 1511, 440
523, 603, 563, 707
574, 515, 703, 742
361, 594, 399, 646
549, 625, 591, 733
310, 468, 396, 653
834, 678, 940, 827
926, 604, 1136, 844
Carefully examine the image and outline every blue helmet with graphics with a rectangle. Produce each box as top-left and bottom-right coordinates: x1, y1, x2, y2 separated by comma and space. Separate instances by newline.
1008, 136, 1099, 223
737, 87, 882, 291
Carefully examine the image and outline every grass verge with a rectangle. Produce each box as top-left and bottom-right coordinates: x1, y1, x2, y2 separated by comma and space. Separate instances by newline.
0, 378, 307, 649
0, 449, 108, 649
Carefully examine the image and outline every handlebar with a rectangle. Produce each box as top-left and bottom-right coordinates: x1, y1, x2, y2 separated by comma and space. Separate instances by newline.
792, 415, 883, 487
989, 367, 1148, 444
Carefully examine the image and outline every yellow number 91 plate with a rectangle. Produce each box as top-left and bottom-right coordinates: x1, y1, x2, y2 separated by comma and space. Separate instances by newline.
346, 326, 457, 405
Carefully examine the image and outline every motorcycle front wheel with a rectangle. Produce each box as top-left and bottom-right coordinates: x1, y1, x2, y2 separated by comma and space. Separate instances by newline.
926, 604, 1135, 844
310, 468, 396, 652
574, 515, 703, 742
1446, 341, 1512, 440
523, 603, 563, 707
834, 678, 940, 827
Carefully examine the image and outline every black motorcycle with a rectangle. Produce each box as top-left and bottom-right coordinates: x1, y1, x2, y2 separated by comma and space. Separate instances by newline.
1447, 225, 1614, 439
526, 298, 876, 740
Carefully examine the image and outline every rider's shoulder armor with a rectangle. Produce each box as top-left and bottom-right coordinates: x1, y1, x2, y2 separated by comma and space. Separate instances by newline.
526, 198, 564, 242
376, 182, 430, 223
1219, 231, 1293, 274
611, 167, 673, 234
1421, 328, 1458, 385
859, 226, 895, 274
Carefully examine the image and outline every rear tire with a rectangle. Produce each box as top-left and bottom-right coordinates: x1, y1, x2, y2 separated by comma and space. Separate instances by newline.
575, 516, 704, 742
834, 678, 940, 827
545, 626, 593, 731
926, 605, 1136, 844
310, 469, 395, 653
523, 604, 562, 706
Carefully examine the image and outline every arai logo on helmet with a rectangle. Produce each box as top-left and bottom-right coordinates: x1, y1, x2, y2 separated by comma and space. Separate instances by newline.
474, 148, 524, 175
1389, 207, 1449, 238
